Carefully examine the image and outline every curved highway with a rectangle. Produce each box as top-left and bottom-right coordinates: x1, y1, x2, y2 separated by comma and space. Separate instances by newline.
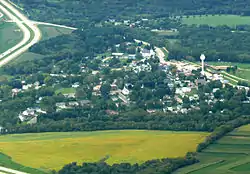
0, 0, 41, 66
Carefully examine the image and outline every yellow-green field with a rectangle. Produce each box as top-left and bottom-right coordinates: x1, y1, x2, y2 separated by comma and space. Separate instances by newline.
0, 130, 208, 170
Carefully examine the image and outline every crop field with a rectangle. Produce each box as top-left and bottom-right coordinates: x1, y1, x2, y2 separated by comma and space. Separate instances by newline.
0, 130, 208, 171
174, 124, 250, 174
0, 22, 23, 53
182, 15, 250, 27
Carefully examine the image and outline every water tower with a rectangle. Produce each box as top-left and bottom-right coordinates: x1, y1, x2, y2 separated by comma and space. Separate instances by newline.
200, 54, 205, 76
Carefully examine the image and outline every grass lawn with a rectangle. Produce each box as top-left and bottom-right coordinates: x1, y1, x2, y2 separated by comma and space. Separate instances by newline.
39, 25, 74, 41
182, 15, 250, 27
11, 52, 44, 64
55, 88, 76, 95
0, 130, 208, 171
0, 22, 23, 53
174, 124, 250, 174
207, 61, 250, 69
205, 61, 250, 81
233, 69, 250, 81
231, 162, 250, 171
152, 29, 179, 36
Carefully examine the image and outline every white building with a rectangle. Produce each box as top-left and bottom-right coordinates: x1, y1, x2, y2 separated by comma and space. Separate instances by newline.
141, 49, 155, 58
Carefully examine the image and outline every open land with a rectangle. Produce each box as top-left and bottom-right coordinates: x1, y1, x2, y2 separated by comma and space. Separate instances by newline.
207, 62, 250, 81
182, 15, 250, 27
39, 25, 74, 41
0, 130, 208, 171
0, 22, 23, 53
174, 124, 250, 174
10, 25, 74, 64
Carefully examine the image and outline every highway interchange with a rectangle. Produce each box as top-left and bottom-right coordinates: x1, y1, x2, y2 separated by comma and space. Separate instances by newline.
0, 1, 39, 173
0, 0, 41, 66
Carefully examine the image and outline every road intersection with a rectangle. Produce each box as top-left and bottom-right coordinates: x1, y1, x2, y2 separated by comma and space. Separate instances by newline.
0, 0, 41, 66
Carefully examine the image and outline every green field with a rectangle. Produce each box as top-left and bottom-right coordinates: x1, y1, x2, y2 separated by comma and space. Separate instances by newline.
55, 87, 76, 95
182, 15, 250, 27
174, 124, 250, 174
0, 130, 208, 171
207, 62, 250, 81
0, 22, 23, 53
11, 25, 73, 63
39, 25, 74, 41
207, 61, 250, 69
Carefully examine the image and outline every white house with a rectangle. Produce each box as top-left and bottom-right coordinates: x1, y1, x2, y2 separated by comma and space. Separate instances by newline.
141, 49, 155, 58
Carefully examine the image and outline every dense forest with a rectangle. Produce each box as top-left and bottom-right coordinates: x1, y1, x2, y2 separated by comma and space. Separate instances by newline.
13, 0, 250, 26
169, 25, 250, 62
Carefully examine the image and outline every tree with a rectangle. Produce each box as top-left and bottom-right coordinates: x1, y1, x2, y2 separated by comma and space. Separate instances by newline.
100, 83, 111, 99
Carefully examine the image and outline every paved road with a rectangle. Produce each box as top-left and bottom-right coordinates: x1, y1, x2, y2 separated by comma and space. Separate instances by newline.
33, 21, 77, 30
6, 20, 77, 30
0, 3, 30, 60
0, 0, 41, 66
0, 166, 28, 174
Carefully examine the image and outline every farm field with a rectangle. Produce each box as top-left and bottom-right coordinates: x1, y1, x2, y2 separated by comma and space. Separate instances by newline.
207, 62, 250, 81
174, 124, 250, 174
0, 130, 208, 171
0, 22, 23, 53
182, 15, 250, 27
207, 61, 250, 69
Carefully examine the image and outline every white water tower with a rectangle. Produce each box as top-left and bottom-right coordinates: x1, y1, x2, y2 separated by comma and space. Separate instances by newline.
200, 54, 205, 76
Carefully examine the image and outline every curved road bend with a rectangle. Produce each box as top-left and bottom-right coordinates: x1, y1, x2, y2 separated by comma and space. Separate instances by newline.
0, 4, 30, 59
0, 0, 41, 66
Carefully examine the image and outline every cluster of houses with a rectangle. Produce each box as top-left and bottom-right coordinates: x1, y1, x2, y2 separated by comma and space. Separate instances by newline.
11, 81, 44, 97
56, 100, 91, 111
18, 108, 47, 124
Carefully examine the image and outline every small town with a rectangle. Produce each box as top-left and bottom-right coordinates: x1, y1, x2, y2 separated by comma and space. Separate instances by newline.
1, 0, 250, 173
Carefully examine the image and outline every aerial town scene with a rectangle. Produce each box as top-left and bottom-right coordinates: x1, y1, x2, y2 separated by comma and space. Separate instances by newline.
0, 0, 250, 174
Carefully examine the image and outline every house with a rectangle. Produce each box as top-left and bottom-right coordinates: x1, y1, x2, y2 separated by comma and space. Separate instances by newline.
132, 62, 152, 73
195, 78, 207, 86
111, 83, 118, 90
122, 87, 130, 95
0, 126, 5, 133
63, 93, 76, 98
106, 110, 119, 115
128, 54, 136, 59
18, 108, 39, 122
93, 85, 101, 92
141, 49, 155, 58
147, 109, 157, 114
56, 102, 67, 109
12, 88, 20, 98
112, 53, 124, 58
68, 101, 79, 107
182, 87, 192, 93
79, 100, 91, 106
72, 82, 80, 88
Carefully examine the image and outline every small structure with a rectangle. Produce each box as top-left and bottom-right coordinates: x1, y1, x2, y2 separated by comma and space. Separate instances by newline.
141, 49, 155, 58
200, 54, 206, 76
112, 53, 124, 58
